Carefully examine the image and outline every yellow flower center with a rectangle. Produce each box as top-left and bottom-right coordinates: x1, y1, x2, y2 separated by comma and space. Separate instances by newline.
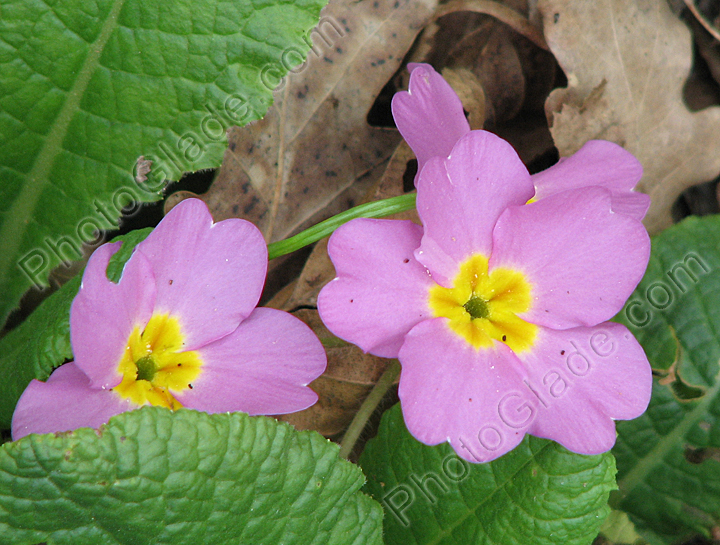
114, 314, 203, 408
428, 254, 537, 352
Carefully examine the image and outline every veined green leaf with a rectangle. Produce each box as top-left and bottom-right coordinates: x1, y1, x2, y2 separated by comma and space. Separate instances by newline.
0, 274, 78, 430
613, 215, 720, 544
0, 0, 327, 327
359, 404, 616, 545
600, 510, 645, 544
105, 227, 153, 283
0, 407, 383, 545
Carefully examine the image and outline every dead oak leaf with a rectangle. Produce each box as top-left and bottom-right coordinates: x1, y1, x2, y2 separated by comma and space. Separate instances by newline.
281, 140, 419, 310
539, 0, 720, 234
268, 143, 417, 437
276, 309, 397, 437
173, 0, 437, 243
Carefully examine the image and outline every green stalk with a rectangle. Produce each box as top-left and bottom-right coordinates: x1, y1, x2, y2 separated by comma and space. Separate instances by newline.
267, 194, 416, 260
338, 360, 401, 459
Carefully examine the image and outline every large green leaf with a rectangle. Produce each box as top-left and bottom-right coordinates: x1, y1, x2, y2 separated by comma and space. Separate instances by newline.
613, 215, 720, 544
359, 404, 616, 545
0, 227, 151, 429
0, 274, 78, 430
0, 0, 327, 327
0, 406, 383, 545
600, 510, 645, 545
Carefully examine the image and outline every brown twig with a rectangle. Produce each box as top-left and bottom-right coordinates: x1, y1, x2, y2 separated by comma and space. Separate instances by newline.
434, 0, 550, 51
684, 0, 720, 42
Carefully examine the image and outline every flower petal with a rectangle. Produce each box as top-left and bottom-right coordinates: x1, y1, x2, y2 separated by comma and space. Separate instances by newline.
318, 218, 434, 358
11, 363, 137, 440
490, 186, 650, 329
609, 190, 651, 221
531, 140, 649, 220
71, 242, 156, 389
415, 131, 535, 285
518, 323, 652, 454
391, 63, 470, 178
398, 318, 532, 463
136, 198, 268, 350
177, 307, 326, 415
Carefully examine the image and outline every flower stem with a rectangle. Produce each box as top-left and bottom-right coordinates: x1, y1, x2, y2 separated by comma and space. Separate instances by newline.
267, 194, 417, 260
338, 359, 401, 460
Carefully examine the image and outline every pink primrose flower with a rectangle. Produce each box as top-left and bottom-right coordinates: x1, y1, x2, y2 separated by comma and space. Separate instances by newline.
12, 199, 327, 440
392, 63, 651, 221
317, 129, 652, 463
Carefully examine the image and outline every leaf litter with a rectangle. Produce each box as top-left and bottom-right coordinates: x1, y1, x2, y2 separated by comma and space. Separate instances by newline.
167, 0, 438, 244
539, 0, 720, 234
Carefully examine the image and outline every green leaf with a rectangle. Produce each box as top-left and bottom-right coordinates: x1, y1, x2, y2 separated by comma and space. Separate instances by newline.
359, 404, 616, 545
613, 215, 720, 544
0, 0, 328, 327
0, 406, 383, 545
0, 228, 153, 429
106, 227, 152, 283
600, 510, 645, 545
0, 274, 78, 430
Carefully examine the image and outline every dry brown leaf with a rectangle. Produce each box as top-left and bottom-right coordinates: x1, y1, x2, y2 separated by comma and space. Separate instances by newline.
281, 140, 420, 310
283, 238, 334, 309
269, 141, 418, 436
683, 0, 720, 43
435, 0, 549, 51
441, 68, 487, 129
687, 15, 720, 109
262, 277, 298, 310
539, 0, 720, 234
168, 0, 437, 244
276, 309, 396, 436
450, 22, 527, 124
365, 140, 418, 204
